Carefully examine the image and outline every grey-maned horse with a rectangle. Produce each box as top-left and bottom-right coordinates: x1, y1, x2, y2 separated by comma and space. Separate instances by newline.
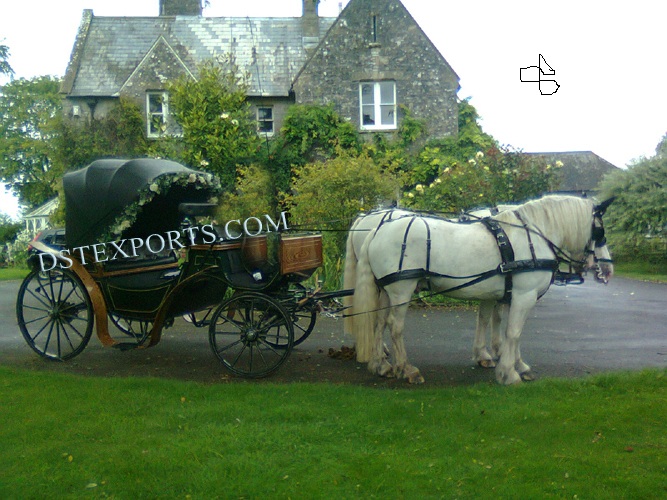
351, 195, 614, 384
343, 206, 515, 369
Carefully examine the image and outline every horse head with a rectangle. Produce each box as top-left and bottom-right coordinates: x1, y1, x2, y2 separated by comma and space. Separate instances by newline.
589, 197, 615, 284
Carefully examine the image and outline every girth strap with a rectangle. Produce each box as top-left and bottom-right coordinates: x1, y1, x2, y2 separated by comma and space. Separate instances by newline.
480, 217, 515, 303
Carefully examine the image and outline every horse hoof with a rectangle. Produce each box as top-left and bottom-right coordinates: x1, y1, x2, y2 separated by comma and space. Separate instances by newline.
408, 373, 425, 384
496, 370, 522, 385
478, 359, 496, 369
520, 370, 536, 382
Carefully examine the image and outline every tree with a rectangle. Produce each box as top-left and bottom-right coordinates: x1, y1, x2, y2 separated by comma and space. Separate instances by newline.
268, 103, 360, 190
0, 213, 21, 244
167, 59, 261, 189
403, 98, 497, 186
0, 42, 13, 78
0, 76, 61, 208
53, 96, 149, 172
599, 143, 667, 262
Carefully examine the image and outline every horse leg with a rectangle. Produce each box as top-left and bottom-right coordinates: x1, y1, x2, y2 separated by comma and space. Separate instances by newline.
473, 300, 496, 368
495, 293, 535, 385
368, 290, 394, 377
388, 301, 424, 384
490, 302, 507, 360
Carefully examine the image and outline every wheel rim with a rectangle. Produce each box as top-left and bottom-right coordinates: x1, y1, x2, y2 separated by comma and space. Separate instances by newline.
16, 269, 93, 361
290, 307, 317, 346
209, 292, 293, 378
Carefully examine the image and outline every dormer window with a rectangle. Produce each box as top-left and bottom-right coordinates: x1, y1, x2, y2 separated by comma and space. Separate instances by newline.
359, 81, 396, 131
147, 91, 168, 138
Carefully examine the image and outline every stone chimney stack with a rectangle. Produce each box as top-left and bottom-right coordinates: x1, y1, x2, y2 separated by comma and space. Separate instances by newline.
302, 0, 320, 52
159, 0, 202, 16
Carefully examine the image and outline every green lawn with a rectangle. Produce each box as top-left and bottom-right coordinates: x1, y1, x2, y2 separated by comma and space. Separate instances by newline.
1, 367, 665, 498
613, 261, 667, 283
0, 266, 28, 281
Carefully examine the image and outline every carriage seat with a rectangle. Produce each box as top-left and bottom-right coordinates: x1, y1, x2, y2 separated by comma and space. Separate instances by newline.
221, 244, 280, 291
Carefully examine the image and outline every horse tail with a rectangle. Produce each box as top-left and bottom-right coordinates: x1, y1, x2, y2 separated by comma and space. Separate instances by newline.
352, 228, 380, 363
342, 225, 358, 337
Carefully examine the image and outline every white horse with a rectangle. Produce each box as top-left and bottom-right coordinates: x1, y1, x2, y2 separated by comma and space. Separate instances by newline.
343, 206, 514, 368
352, 195, 614, 384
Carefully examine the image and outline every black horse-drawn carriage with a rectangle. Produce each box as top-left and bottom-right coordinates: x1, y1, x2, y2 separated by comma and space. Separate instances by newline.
16, 159, 323, 378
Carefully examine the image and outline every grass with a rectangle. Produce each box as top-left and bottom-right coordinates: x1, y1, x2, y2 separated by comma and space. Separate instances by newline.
0, 266, 29, 281
614, 261, 667, 283
1, 367, 665, 498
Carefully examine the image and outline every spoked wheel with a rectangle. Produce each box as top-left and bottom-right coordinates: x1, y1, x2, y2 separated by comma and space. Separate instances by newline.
285, 284, 318, 347
290, 305, 318, 347
209, 292, 294, 378
16, 268, 94, 361
109, 314, 153, 344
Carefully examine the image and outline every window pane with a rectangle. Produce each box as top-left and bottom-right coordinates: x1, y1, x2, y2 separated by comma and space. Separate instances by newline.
258, 107, 272, 120
149, 114, 165, 134
149, 94, 163, 113
258, 121, 273, 133
379, 81, 394, 104
380, 105, 395, 126
362, 104, 375, 125
361, 83, 375, 105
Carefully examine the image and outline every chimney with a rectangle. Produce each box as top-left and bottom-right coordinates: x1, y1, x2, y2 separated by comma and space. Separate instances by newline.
159, 0, 202, 16
302, 0, 320, 52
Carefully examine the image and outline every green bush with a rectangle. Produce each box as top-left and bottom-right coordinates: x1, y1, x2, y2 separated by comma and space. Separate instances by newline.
403, 145, 562, 212
285, 151, 399, 289
599, 147, 667, 264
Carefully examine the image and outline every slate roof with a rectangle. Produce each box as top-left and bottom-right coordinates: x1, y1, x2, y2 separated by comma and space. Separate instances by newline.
525, 151, 620, 193
64, 12, 336, 98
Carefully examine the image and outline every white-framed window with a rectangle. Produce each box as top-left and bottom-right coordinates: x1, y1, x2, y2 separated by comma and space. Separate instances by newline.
257, 106, 274, 135
359, 81, 396, 131
146, 91, 169, 138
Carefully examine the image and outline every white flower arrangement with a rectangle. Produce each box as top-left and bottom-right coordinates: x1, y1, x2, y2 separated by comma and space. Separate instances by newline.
105, 171, 222, 241
475, 151, 484, 159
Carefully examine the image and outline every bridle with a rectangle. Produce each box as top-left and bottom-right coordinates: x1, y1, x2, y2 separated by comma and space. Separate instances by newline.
512, 203, 613, 286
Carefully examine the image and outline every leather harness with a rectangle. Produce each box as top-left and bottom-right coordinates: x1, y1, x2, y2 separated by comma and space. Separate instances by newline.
374, 213, 559, 304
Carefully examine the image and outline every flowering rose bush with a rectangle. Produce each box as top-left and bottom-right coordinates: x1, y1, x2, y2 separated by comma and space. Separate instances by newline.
402, 145, 562, 212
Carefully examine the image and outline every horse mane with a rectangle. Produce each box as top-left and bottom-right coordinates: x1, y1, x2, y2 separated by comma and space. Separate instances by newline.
494, 195, 593, 255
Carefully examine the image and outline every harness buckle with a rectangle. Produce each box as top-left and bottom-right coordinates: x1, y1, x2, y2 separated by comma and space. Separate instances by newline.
499, 262, 514, 274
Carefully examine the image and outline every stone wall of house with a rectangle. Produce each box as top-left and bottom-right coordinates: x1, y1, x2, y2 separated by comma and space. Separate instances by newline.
293, 0, 459, 140
248, 97, 294, 137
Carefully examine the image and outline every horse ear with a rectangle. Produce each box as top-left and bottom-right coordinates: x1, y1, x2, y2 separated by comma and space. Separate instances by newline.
594, 196, 616, 216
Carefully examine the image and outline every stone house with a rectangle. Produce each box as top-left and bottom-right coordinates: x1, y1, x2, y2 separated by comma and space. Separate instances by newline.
61, 0, 460, 141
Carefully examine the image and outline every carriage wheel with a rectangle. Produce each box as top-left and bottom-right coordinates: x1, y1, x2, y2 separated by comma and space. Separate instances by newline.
290, 305, 318, 347
16, 268, 94, 361
269, 283, 317, 347
109, 314, 153, 344
209, 292, 293, 378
